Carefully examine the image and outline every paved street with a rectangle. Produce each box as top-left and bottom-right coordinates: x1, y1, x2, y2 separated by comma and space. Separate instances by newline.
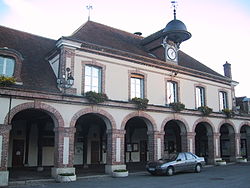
10, 163, 250, 188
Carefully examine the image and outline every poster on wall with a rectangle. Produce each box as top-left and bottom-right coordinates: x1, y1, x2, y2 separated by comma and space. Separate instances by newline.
126, 143, 132, 152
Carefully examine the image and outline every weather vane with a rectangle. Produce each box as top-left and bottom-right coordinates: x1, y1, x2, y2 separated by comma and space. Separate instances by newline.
86, 4, 93, 21
171, 1, 178, 20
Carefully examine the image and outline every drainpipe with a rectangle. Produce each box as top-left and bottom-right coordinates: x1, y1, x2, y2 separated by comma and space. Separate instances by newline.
7, 95, 12, 124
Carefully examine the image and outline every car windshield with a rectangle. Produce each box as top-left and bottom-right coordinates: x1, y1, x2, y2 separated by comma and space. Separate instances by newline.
161, 153, 178, 161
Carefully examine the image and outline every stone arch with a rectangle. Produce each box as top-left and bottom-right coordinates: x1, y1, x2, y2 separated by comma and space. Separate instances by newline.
218, 119, 236, 133
239, 122, 250, 133
121, 111, 157, 132
70, 107, 116, 130
160, 116, 189, 133
4, 101, 64, 127
192, 117, 215, 134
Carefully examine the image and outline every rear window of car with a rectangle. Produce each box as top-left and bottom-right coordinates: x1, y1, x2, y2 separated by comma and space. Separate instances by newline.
176, 153, 186, 161
186, 153, 196, 160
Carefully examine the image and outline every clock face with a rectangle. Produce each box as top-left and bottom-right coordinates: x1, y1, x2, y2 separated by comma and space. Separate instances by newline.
167, 47, 177, 60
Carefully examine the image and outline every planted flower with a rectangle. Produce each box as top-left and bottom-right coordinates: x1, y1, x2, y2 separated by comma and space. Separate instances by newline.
131, 97, 149, 110
85, 91, 108, 104
0, 76, 16, 86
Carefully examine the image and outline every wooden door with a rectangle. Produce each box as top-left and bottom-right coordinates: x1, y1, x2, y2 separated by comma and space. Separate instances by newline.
140, 140, 147, 162
12, 139, 24, 167
91, 141, 99, 164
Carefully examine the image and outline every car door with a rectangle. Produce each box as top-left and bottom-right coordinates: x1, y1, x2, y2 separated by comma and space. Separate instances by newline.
185, 152, 197, 170
174, 153, 187, 172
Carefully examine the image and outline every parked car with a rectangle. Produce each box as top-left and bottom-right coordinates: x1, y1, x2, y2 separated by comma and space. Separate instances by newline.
146, 152, 205, 176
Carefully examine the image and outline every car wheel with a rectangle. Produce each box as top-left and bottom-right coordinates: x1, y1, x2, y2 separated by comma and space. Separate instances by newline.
166, 167, 174, 176
195, 164, 201, 173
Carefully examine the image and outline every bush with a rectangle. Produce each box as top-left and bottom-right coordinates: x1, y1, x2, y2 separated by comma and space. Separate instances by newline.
131, 97, 149, 110
222, 108, 235, 118
169, 102, 185, 112
198, 106, 213, 116
85, 91, 108, 104
0, 76, 16, 86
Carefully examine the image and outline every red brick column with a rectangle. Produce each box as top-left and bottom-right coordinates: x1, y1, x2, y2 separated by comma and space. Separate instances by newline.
0, 124, 11, 186
180, 133, 188, 152
207, 132, 220, 164
147, 131, 164, 161
230, 133, 241, 161
106, 129, 126, 165
52, 126, 76, 178
186, 132, 196, 154
105, 129, 126, 174
246, 133, 250, 160
0, 124, 11, 171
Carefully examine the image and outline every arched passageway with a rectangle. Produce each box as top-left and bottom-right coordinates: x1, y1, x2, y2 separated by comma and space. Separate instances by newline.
240, 125, 250, 160
74, 113, 108, 173
164, 120, 187, 154
125, 117, 148, 163
8, 109, 55, 180
195, 122, 214, 164
220, 124, 236, 162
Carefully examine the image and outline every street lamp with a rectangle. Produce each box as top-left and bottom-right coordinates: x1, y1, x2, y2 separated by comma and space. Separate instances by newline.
57, 67, 74, 89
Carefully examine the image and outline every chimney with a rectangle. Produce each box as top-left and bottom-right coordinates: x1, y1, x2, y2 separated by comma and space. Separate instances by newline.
223, 61, 232, 79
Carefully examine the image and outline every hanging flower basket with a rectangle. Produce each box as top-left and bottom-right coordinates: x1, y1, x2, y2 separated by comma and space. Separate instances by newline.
85, 91, 108, 104
131, 97, 149, 110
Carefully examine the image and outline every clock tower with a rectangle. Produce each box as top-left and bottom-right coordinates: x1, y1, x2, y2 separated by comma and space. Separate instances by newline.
162, 1, 191, 64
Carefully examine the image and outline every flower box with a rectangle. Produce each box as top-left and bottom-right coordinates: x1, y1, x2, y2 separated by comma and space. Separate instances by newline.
236, 158, 247, 163
56, 173, 76, 183
112, 169, 128, 178
215, 160, 227, 166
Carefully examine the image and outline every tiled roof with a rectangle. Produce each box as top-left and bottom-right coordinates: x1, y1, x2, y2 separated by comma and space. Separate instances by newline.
0, 25, 59, 92
70, 21, 227, 80
0, 20, 229, 93
69, 21, 152, 58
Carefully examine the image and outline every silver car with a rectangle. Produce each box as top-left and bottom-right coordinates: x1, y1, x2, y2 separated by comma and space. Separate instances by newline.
146, 152, 205, 176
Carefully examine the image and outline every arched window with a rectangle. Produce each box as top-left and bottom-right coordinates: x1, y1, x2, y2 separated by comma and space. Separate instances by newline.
0, 56, 15, 77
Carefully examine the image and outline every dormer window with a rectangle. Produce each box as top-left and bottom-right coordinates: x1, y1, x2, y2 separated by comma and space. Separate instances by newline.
0, 56, 15, 77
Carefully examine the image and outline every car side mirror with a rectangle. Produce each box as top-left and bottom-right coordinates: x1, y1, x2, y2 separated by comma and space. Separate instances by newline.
177, 159, 181, 162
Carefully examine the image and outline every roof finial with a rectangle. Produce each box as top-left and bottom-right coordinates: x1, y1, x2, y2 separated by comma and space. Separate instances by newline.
86, 4, 93, 21
171, 1, 178, 20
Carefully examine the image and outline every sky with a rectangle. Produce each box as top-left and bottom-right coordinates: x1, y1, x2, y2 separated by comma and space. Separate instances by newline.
0, 0, 250, 97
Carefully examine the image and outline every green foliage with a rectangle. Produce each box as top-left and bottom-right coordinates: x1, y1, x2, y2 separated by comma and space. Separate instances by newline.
113, 169, 128, 172
131, 97, 149, 110
222, 108, 235, 118
0, 76, 16, 86
58, 173, 75, 176
169, 102, 185, 112
198, 106, 213, 116
85, 91, 108, 104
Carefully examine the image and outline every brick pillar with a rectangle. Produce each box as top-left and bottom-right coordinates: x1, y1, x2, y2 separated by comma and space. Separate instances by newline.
246, 133, 250, 161
51, 126, 76, 178
147, 131, 164, 161
105, 129, 126, 174
0, 124, 11, 186
186, 132, 196, 154
229, 133, 240, 162
207, 132, 220, 164
180, 132, 188, 152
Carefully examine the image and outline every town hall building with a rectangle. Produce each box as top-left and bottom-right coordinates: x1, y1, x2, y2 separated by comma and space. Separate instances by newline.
0, 7, 250, 186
